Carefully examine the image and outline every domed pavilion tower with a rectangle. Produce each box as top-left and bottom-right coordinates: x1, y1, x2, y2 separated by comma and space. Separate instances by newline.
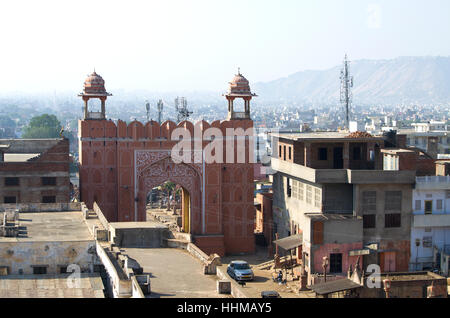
224, 69, 257, 120
78, 71, 112, 120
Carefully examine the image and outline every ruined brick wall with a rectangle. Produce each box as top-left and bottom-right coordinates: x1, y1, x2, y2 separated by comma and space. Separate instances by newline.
0, 139, 70, 204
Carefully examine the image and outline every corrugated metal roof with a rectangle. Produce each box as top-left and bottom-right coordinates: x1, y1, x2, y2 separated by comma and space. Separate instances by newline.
273, 233, 303, 251
311, 278, 362, 295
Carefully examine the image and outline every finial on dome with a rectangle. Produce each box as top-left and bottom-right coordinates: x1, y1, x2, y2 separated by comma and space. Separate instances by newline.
238, 67, 241, 75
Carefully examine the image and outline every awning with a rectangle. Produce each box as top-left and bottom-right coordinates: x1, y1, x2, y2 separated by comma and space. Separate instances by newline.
349, 248, 370, 256
273, 234, 303, 251
311, 278, 362, 295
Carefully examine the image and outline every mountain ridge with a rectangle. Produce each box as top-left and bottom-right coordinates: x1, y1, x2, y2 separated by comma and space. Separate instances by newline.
253, 56, 450, 105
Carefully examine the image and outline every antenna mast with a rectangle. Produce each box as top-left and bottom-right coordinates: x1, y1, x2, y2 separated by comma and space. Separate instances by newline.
145, 100, 150, 122
157, 99, 164, 124
174, 96, 193, 123
340, 54, 354, 130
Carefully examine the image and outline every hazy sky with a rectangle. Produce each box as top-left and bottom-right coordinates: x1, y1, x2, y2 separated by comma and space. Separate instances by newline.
0, 0, 449, 94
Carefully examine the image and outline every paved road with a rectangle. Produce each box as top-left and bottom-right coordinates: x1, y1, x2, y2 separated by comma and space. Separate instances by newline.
122, 248, 229, 298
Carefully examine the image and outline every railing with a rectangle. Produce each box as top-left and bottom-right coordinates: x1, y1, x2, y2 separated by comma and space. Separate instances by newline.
416, 176, 450, 183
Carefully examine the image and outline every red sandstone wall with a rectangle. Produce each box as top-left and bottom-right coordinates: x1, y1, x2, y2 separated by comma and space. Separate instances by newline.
79, 118, 256, 255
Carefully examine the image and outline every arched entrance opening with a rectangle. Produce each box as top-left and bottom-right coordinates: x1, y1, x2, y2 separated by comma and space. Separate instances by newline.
137, 155, 202, 235
146, 181, 191, 233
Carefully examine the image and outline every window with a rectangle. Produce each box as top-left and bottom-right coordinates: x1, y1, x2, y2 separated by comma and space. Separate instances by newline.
32, 266, 47, 275
59, 266, 68, 274
298, 182, 304, 201
314, 188, 321, 208
385, 191, 402, 211
42, 177, 56, 186
446, 190, 450, 199
291, 180, 298, 199
42, 196, 56, 203
4, 177, 19, 186
385, 214, 401, 228
436, 199, 443, 210
423, 236, 432, 248
286, 178, 291, 197
306, 185, 312, 205
363, 215, 376, 229
279, 145, 282, 158
329, 253, 342, 273
318, 148, 328, 161
424, 201, 432, 214
312, 221, 323, 245
283, 146, 286, 161
4, 196, 16, 204
288, 147, 292, 160
362, 191, 377, 213
415, 200, 421, 211
352, 146, 362, 160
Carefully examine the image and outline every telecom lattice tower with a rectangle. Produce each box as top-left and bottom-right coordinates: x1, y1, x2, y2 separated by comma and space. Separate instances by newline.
174, 96, 193, 123
145, 100, 150, 122
157, 99, 164, 124
340, 54, 354, 130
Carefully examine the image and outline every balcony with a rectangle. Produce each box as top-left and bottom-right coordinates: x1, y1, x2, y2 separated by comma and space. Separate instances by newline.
271, 158, 416, 184
413, 213, 450, 228
416, 176, 450, 190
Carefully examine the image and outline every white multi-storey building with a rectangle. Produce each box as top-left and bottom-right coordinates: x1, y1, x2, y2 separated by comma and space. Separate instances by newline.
400, 120, 450, 156
410, 175, 450, 276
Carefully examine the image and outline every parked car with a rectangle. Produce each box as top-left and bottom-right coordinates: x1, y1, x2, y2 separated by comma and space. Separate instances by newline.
227, 260, 254, 282
261, 290, 281, 298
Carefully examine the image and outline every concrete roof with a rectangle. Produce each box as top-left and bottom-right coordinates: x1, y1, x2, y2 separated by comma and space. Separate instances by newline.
381, 148, 415, 154
0, 211, 93, 243
271, 131, 384, 142
109, 221, 167, 230
304, 213, 361, 221
0, 273, 104, 298
3, 153, 40, 162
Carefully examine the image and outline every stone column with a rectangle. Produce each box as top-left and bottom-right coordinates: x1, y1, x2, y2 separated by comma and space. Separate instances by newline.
83, 97, 89, 119
101, 97, 106, 119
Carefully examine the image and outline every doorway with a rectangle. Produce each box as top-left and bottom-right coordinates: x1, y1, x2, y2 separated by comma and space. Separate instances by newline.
333, 147, 343, 169
330, 253, 343, 273
146, 181, 191, 233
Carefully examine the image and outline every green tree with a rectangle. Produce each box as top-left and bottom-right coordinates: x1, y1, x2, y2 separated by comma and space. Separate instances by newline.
22, 114, 62, 138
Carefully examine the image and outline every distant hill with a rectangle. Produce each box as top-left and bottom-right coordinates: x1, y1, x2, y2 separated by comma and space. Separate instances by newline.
253, 56, 450, 105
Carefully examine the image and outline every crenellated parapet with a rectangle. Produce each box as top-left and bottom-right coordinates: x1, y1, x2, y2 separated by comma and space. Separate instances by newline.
79, 118, 253, 140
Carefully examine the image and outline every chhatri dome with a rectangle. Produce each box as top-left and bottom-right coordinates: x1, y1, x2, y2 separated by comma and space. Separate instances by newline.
79, 70, 112, 120
81, 71, 111, 96
227, 68, 255, 96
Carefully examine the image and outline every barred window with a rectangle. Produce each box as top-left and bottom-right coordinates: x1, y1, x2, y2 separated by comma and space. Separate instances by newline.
385, 191, 402, 211
436, 199, 443, 210
314, 188, 321, 208
5, 177, 19, 186
306, 185, 312, 205
362, 191, 377, 213
385, 213, 401, 228
363, 215, 376, 229
446, 190, 450, 199
42, 177, 56, 186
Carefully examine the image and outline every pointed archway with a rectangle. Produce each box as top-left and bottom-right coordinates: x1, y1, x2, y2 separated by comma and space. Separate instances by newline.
136, 155, 202, 234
